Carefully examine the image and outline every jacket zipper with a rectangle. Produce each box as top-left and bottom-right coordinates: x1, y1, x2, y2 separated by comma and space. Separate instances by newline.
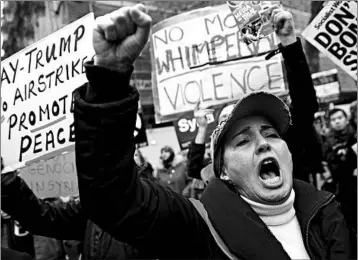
305, 195, 335, 260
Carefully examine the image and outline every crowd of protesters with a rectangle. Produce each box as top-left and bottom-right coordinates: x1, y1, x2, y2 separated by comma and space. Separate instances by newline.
1, 3, 357, 260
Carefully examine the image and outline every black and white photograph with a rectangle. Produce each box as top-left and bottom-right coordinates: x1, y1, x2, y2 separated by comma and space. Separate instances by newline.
1, 1, 357, 259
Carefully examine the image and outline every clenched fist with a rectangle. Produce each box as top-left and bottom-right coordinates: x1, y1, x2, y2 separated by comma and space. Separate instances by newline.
93, 4, 152, 70
242, 5, 296, 46
270, 5, 296, 46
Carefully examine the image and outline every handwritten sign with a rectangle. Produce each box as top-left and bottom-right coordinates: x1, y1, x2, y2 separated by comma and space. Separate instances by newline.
19, 152, 78, 198
150, 4, 285, 123
312, 69, 341, 103
302, 1, 357, 80
1, 13, 95, 170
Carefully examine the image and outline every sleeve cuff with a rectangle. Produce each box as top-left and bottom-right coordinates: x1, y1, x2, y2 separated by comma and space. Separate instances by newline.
84, 61, 134, 104
279, 38, 305, 62
190, 142, 206, 152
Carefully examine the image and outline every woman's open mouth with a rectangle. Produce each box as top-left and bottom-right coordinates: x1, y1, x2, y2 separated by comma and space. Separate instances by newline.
258, 157, 282, 188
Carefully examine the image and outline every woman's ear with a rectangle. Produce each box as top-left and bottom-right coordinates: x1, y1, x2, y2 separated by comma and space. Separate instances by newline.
220, 171, 230, 181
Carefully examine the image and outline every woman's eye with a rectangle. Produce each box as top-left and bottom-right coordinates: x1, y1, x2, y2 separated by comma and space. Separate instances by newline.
267, 133, 279, 138
237, 140, 249, 146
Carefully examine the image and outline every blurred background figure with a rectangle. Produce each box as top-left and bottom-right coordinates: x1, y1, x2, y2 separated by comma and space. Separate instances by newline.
1, 157, 35, 259
322, 108, 357, 236
134, 146, 155, 181
155, 146, 188, 194
314, 112, 329, 143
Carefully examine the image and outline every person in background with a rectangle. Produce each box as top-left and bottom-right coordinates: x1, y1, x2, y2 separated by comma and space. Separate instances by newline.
1, 158, 36, 259
1, 163, 141, 260
323, 108, 357, 180
155, 145, 188, 194
323, 108, 357, 237
314, 112, 330, 142
134, 146, 155, 181
186, 102, 234, 184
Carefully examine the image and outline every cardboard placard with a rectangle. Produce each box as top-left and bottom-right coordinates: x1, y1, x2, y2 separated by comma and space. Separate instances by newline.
150, 4, 285, 123
312, 69, 341, 103
302, 1, 357, 80
19, 152, 78, 198
1, 13, 95, 170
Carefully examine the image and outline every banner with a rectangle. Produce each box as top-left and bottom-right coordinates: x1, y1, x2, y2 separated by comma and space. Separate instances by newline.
174, 109, 217, 150
19, 152, 78, 198
312, 69, 341, 103
150, 4, 285, 123
302, 1, 357, 80
1, 13, 95, 170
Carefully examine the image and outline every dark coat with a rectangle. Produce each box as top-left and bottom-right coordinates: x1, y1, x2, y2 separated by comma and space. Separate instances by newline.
322, 125, 357, 235
1, 247, 33, 260
1, 217, 35, 258
323, 124, 357, 181
73, 38, 355, 260
1, 172, 138, 260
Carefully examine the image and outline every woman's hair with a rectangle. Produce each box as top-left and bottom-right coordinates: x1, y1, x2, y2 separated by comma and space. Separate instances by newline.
160, 146, 175, 168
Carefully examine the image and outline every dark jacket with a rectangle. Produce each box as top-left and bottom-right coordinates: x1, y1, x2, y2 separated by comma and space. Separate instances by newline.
1, 172, 138, 260
73, 39, 355, 259
187, 39, 323, 182
1, 217, 35, 258
1, 247, 33, 260
322, 125, 357, 235
323, 124, 357, 181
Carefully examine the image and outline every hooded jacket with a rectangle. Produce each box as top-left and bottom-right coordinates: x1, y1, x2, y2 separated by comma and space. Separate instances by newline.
73, 38, 355, 259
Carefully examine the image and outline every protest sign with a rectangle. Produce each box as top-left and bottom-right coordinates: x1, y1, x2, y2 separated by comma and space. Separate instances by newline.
150, 4, 285, 123
302, 1, 357, 80
174, 109, 217, 150
312, 69, 341, 103
19, 152, 78, 198
1, 13, 95, 170
227, 1, 277, 38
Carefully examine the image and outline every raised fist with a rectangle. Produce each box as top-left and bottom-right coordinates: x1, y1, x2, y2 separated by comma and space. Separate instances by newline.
270, 5, 296, 46
194, 102, 214, 129
93, 4, 152, 70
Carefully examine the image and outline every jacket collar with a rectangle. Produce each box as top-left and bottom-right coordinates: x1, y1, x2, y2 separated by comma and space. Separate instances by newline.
201, 178, 333, 260
293, 179, 334, 235
201, 178, 290, 260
